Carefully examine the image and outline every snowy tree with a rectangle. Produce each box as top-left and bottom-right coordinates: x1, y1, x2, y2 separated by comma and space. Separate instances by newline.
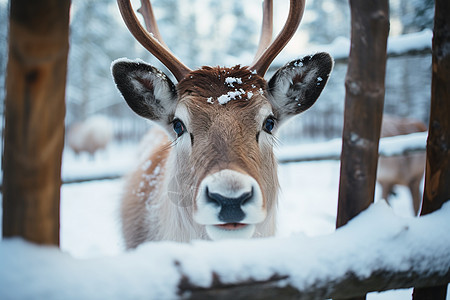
399, 0, 434, 34
303, 0, 350, 45
150, 0, 259, 68
67, 0, 144, 124
225, 1, 257, 60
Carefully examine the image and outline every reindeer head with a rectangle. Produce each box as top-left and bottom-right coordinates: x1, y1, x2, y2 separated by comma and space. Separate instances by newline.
112, 0, 332, 240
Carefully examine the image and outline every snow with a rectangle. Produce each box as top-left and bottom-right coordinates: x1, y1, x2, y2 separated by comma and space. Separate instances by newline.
60, 180, 123, 258
224, 76, 242, 87
0, 138, 448, 299
0, 238, 181, 300
1, 197, 449, 299
217, 89, 246, 105
379, 131, 427, 157
277, 137, 342, 162
61, 143, 136, 183
387, 29, 433, 55
277, 131, 427, 163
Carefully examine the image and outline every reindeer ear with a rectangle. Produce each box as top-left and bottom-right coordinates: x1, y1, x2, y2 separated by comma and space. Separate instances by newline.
111, 59, 177, 124
268, 52, 333, 123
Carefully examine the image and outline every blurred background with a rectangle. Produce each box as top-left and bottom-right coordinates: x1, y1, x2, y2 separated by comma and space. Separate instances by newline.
0, 0, 434, 153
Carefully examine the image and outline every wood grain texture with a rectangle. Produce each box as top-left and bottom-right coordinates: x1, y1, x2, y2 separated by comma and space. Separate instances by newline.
2, 0, 71, 245
413, 0, 450, 298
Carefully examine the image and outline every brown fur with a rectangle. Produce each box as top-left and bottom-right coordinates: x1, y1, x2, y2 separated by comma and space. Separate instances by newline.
177, 66, 275, 193
177, 66, 266, 100
121, 66, 278, 247
115, 53, 333, 247
121, 138, 170, 249
377, 115, 427, 215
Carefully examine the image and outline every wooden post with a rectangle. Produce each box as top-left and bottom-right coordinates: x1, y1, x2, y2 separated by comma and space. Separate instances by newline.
2, 0, 71, 245
413, 0, 450, 298
336, 1, 390, 227
336, 1, 389, 299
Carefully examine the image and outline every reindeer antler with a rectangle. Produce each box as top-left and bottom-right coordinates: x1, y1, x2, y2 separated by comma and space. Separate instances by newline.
118, 0, 304, 80
253, 0, 273, 63
250, 0, 305, 76
136, 0, 169, 50
117, 0, 191, 81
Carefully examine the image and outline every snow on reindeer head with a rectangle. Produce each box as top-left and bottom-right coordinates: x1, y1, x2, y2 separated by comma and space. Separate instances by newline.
112, 0, 333, 245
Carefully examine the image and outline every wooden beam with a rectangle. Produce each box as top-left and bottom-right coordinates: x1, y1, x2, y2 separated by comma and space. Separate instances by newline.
413, 0, 450, 298
2, 0, 71, 245
182, 269, 450, 300
336, 0, 389, 227
336, 2, 389, 299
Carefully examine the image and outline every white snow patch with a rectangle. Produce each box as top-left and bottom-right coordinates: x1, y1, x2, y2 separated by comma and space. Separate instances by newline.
387, 29, 433, 55
294, 61, 304, 67
217, 90, 245, 105
276, 131, 427, 163
224, 77, 242, 87
379, 131, 428, 157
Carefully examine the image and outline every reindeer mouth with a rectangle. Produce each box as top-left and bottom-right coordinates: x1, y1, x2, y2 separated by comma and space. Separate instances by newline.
205, 223, 256, 240
215, 223, 248, 230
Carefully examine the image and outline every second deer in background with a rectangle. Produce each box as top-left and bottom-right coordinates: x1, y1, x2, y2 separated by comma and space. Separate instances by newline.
377, 115, 427, 215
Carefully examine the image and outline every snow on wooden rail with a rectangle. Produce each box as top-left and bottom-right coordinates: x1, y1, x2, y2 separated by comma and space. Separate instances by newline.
277, 131, 427, 163
1, 200, 449, 299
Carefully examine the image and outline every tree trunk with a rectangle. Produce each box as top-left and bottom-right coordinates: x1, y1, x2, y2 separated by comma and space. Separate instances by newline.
336, 1, 389, 299
2, 0, 71, 245
413, 0, 450, 298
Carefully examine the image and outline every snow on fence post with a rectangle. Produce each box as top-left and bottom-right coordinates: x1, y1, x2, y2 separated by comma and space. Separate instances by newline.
336, 1, 389, 299
1, 0, 71, 245
413, 0, 450, 299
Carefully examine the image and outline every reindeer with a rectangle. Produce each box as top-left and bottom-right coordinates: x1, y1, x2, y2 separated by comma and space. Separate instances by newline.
112, 0, 333, 248
67, 115, 113, 156
377, 115, 427, 216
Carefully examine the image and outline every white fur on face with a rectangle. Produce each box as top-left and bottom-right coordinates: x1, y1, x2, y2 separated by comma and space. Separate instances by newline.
173, 103, 192, 152
255, 103, 274, 130
256, 104, 277, 151
194, 169, 266, 240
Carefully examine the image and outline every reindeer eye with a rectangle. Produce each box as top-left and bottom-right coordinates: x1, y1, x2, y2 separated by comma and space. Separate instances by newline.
264, 117, 275, 133
172, 119, 185, 137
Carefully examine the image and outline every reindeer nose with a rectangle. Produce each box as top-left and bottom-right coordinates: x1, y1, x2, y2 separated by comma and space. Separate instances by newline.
206, 188, 253, 223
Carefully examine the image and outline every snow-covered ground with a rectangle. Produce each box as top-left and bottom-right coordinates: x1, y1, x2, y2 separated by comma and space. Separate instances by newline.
1, 141, 448, 299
